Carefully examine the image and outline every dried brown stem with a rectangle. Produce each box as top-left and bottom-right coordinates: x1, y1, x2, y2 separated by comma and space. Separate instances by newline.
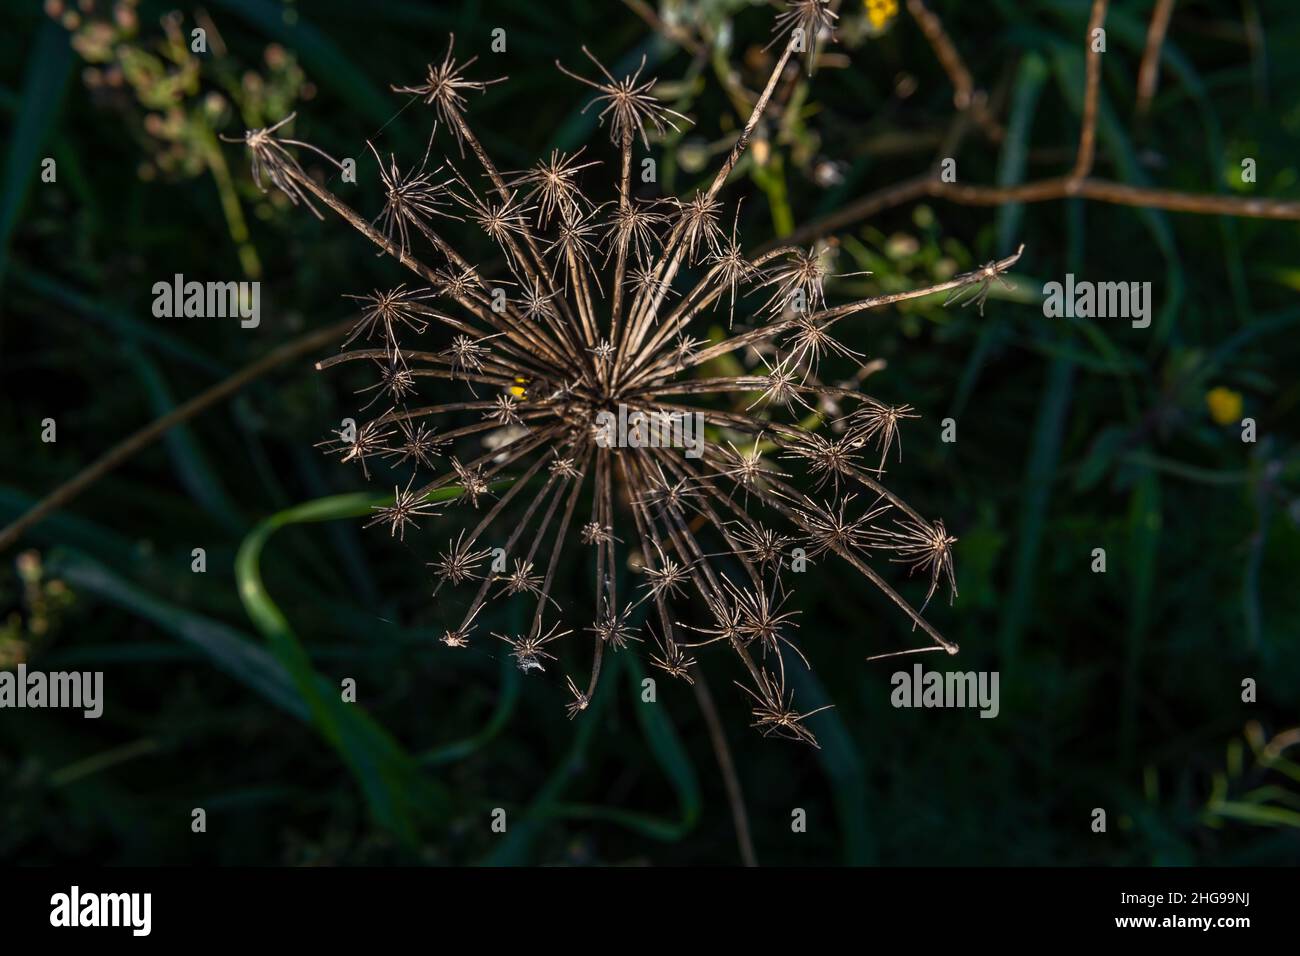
785, 167, 1300, 250
1136, 0, 1176, 116
689, 666, 758, 867
905, 0, 1003, 140
1071, 0, 1109, 182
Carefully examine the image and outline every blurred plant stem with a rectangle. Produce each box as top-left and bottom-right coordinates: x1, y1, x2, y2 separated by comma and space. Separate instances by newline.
752, 152, 794, 237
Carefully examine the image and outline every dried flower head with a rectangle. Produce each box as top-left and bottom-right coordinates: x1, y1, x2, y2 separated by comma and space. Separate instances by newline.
650, 632, 697, 683
869, 517, 959, 612
365, 476, 446, 542
392, 35, 505, 149
235, 10, 1024, 745
367, 135, 458, 258
219, 113, 341, 218
430, 530, 492, 587
556, 47, 690, 149
769, 0, 840, 74
738, 667, 832, 747
508, 148, 600, 228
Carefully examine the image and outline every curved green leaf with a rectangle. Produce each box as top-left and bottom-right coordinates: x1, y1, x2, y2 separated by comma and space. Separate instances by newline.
235, 488, 468, 843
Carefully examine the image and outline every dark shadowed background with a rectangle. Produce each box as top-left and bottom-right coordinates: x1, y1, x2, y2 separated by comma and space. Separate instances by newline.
1, 0, 1298, 866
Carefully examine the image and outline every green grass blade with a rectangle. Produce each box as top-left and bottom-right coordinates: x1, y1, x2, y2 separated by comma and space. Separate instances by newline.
623, 654, 701, 839
952, 52, 1047, 421
0, 18, 73, 287
787, 662, 875, 865
45, 548, 307, 720
12, 267, 231, 376
124, 344, 242, 530
234, 489, 470, 842
1120, 468, 1161, 764
420, 654, 520, 766
480, 654, 618, 865
997, 354, 1075, 662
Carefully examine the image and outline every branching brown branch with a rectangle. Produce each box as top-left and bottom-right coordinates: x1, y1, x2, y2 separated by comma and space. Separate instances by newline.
787, 0, 1300, 245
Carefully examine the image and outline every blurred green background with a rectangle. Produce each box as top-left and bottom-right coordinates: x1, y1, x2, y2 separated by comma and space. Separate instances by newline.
1, 0, 1297, 865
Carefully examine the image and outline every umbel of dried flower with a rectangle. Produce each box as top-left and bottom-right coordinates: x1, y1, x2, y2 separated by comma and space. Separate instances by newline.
229, 1, 1022, 746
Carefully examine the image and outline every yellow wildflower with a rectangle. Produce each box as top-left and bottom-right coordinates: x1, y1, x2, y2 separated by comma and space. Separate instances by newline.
866, 0, 899, 31
1205, 386, 1242, 425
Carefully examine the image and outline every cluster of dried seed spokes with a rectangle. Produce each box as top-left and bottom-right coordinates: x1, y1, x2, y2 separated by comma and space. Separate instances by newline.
230, 2, 1023, 747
